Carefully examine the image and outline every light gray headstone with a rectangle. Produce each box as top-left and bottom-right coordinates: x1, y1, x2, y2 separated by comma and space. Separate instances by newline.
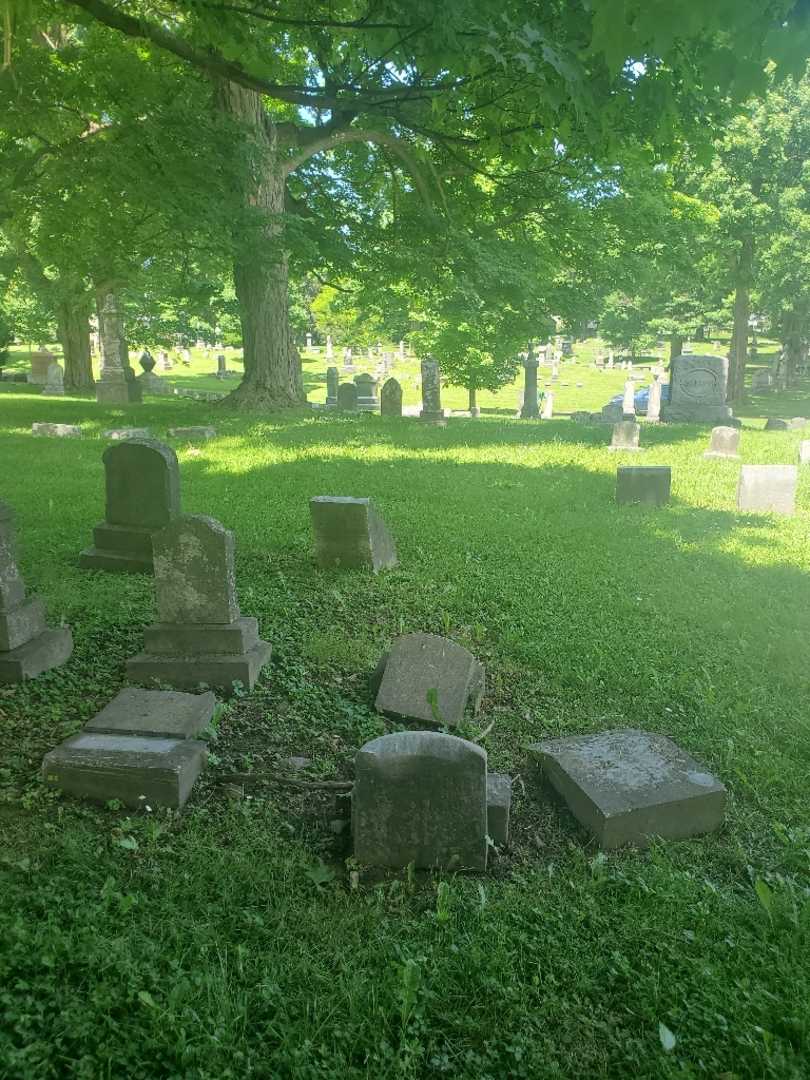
609, 421, 641, 451
167, 426, 216, 441
310, 496, 397, 572
646, 375, 662, 422
375, 633, 484, 727
154, 515, 240, 625
41, 361, 65, 396
622, 380, 636, 418
84, 688, 216, 739
704, 426, 740, 459
353, 731, 488, 870
736, 465, 797, 515
540, 391, 553, 420
663, 355, 733, 423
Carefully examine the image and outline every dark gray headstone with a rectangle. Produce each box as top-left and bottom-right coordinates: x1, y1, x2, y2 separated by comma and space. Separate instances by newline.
616, 466, 671, 506
375, 633, 484, 727
337, 382, 358, 411
310, 497, 397, 572
609, 421, 641, 452
520, 355, 540, 419
736, 465, 797, 515
420, 357, 445, 422
380, 378, 403, 417
529, 730, 726, 849
0, 501, 73, 684
80, 439, 180, 574
326, 366, 339, 407
354, 372, 379, 411
662, 355, 733, 423
353, 731, 488, 871
704, 426, 740, 459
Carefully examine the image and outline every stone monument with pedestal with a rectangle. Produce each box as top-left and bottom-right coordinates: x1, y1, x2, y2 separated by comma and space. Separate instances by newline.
662, 354, 733, 423
520, 351, 540, 419
41, 361, 65, 396
96, 294, 142, 405
420, 357, 445, 423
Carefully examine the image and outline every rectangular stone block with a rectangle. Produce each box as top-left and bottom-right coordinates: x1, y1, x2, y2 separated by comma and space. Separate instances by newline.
0, 596, 46, 651
167, 426, 217, 441
0, 627, 73, 684
616, 466, 671, 506
737, 464, 797, 515
487, 773, 512, 847
42, 733, 207, 809
32, 423, 82, 438
375, 633, 484, 727
310, 497, 397, 572
84, 688, 216, 739
126, 640, 271, 693
529, 729, 726, 849
142, 616, 259, 656
89, 522, 155, 557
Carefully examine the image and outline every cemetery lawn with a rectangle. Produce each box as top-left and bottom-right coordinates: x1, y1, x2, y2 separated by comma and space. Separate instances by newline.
1, 382, 810, 1079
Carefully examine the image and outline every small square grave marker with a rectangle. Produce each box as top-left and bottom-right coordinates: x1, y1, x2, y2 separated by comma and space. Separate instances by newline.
616, 466, 671, 506
737, 464, 797, 515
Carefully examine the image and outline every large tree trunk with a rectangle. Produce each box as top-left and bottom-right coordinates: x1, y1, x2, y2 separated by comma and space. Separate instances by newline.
216, 81, 303, 410
669, 334, 683, 366
728, 234, 753, 404
782, 312, 801, 387
56, 297, 94, 391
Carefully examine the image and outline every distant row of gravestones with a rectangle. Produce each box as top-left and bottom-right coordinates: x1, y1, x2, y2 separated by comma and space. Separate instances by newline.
4, 436, 731, 868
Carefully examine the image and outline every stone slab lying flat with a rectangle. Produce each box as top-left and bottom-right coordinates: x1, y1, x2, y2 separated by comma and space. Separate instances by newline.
737, 464, 797, 515
42, 732, 207, 809
0, 627, 73, 684
529, 729, 726, 849
103, 427, 152, 440
616, 466, 671, 506
32, 423, 82, 438
487, 773, 512, 847
375, 633, 484, 727
126, 640, 271, 693
167, 426, 216, 441
84, 688, 216, 739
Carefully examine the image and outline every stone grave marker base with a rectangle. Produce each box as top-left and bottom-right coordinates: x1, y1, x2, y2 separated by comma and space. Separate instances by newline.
84, 688, 216, 739
80, 523, 156, 573
0, 627, 73, 684
126, 640, 271, 693
487, 773, 512, 846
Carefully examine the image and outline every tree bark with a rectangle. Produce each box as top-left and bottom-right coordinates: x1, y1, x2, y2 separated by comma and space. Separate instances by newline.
669, 334, 683, 365
56, 297, 94, 391
781, 312, 801, 387
728, 234, 753, 404
216, 80, 303, 410
468, 386, 477, 412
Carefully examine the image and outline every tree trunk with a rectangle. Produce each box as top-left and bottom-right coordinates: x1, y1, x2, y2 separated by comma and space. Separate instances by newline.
728, 234, 753, 403
56, 298, 94, 391
216, 80, 303, 410
782, 312, 801, 387
468, 386, 477, 412
669, 334, 683, 366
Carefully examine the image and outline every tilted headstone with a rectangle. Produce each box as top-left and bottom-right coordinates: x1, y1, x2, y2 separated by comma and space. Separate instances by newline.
529, 730, 726, 849
326, 366, 339, 407
704, 426, 741, 459
419, 357, 445, 422
736, 465, 797, 515
41, 361, 65, 397
0, 501, 73, 684
354, 372, 379, 411
520, 353, 540, 419
337, 382, 358, 411
126, 514, 271, 692
616, 466, 671, 506
310, 496, 397, 572
96, 294, 142, 405
662, 354, 732, 423
646, 375, 663, 422
32, 422, 81, 438
622, 379, 636, 419
80, 439, 180, 573
609, 421, 641, 452
375, 633, 484, 727
353, 731, 488, 871
380, 377, 403, 417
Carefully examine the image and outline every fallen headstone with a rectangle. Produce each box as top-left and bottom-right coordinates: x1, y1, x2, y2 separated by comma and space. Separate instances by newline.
353, 731, 488, 870
0, 501, 73, 684
32, 422, 81, 438
703, 426, 741, 459
310, 496, 397, 572
167, 426, 216, 441
126, 514, 271, 692
83, 688, 215, 739
529, 729, 726, 849
616, 466, 671, 506
103, 427, 152, 441
737, 464, 797, 515
80, 439, 180, 573
375, 633, 484, 727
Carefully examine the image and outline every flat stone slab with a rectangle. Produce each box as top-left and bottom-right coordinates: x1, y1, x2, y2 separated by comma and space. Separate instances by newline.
84, 688, 216, 739
32, 423, 82, 438
737, 464, 797, 515
126, 639, 271, 694
529, 729, 726, 849
103, 427, 152, 440
616, 466, 671, 506
0, 627, 73, 684
353, 731, 488, 871
375, 633, 484, 727
167, 426, 217, 441
487, 773, 512, 847
310, 496, 397, 572
42, 732, 207, 809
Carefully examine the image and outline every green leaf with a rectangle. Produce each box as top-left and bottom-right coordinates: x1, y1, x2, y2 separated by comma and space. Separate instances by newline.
138, 990, 157, 1008
658, 1022, 677, 1052
754, 878, 774, 924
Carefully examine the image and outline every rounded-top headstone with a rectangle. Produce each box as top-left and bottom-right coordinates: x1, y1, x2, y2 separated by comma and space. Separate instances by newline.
102, 439, 180, 530
139, 350, 156, 373
153, 514, 240, 626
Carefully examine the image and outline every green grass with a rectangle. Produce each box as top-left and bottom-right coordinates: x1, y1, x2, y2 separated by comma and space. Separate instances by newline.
1, 363, 810, 1078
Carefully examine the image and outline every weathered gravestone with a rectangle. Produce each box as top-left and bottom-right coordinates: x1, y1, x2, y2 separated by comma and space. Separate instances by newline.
736, 465, 797, 515
31, 422, 82, 438
28, 350, 55, 385
375, 633, 484, 727
616, 466, 671, 506
96, 294, 142, 405
41, 361, 65, 397
704, 426, 741, 459
126, 514, 271, 692
326, 366, 339, 407
380, 377, 403, 417
310, 496, 397, 572
609, 421, 641, 452
646, 375, 663, 423
800, 441, 810, 465
103, 427, 152, 441
662, 354, 732, 423
80, 439, 180, 573
353, 731, 489, 870
520, 353, 540, 419
529, 729, 726, 849
487, 773, 512, 846
419, 357, 446, 423
354, 372, 380, 411
137, 350, 171, 396
167, 426, 217, 441
622, 380, 636, 419
0, 501, 73, 683
541, 391, 554, 420
84, 687, 216, 738
337, 382, 358, 411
